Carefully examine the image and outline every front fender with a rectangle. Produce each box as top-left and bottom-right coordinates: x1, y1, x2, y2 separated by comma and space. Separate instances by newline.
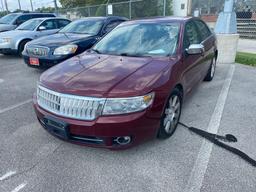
15, 38, 32, 50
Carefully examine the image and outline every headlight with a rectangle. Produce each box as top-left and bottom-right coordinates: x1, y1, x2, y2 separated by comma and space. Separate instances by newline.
102, 92, 155, 115
53, 44, 78, 55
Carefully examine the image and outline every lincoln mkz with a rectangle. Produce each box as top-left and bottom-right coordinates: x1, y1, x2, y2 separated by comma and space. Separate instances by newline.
34, 17, 218, 149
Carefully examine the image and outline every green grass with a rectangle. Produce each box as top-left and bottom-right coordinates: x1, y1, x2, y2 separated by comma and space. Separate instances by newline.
235, 52, 256, 67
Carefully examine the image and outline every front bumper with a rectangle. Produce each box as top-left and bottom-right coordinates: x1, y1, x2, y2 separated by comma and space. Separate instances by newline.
23, 54, 71, 68
0, 42, 17, 54
33, 95, 160, 149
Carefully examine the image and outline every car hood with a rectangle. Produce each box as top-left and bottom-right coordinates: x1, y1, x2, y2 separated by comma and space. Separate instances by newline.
40, 53, 174, 97
0, 24, 16, 32
30, 33, 94, 47
0, 30, 35, 39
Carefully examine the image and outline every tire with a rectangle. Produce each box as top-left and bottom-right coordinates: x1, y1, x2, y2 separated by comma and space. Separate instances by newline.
204, 57, 217, 81
18, 40, 30, 57
158, 88, 182, 139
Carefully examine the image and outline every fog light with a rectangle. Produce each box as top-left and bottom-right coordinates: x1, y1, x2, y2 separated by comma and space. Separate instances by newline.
114, 136, 131, 145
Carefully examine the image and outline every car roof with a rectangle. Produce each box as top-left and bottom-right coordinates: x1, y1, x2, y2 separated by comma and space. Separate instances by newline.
77, 16, 128, 21
17, 12, 55, 15
28, 17, 68, 21
122, 16, 193, 25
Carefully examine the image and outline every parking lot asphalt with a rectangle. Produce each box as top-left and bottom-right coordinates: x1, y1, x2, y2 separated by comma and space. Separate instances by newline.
0, 55, 255, 192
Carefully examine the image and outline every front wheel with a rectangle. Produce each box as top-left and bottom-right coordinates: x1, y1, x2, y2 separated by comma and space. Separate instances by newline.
204, 57, 217, 81
18, 40, 30, 57
158, 88, 182, 139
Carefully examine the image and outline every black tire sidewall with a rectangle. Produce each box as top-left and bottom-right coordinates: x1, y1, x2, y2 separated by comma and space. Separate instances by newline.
18, 40, 29, 57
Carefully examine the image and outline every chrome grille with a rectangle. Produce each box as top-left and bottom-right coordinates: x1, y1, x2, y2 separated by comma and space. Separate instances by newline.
37, 85, 105, 120
27, 46, 49, 57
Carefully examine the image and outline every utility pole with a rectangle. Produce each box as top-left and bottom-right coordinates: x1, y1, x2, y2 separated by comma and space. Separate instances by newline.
17, 0, 21, 10
4, 0, 8, 12
53, 0, 58, 13
129, 0, 131, 19
30, 0, 33, 12
0, 0, 4, 12
163, 0, 166, 16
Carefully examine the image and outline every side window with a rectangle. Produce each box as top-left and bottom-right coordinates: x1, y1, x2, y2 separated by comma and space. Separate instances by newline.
104, 21, 122, 34
39, 20, 57, 30
57, 20, 70, 28
183, 21, 201, 50
194, 20, 211, 41
15, 15, 31, 25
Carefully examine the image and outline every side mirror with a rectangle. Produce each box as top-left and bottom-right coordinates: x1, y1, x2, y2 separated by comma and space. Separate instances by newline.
186, 44, 205, 55
38, 26, 46, 31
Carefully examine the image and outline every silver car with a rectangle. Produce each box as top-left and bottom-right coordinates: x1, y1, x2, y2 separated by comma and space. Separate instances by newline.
0, 13, 56, 32
0, 17, 70, 56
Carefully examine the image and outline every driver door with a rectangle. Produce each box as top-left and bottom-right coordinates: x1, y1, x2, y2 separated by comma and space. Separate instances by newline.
182, 21, 204, 94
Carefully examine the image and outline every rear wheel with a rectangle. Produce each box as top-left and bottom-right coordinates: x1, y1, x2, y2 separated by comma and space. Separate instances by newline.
204, 57, 217, 81
158, 88, 182, 139
18, 40, 30, 57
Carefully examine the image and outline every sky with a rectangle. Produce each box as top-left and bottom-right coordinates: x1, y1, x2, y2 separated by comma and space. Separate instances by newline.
0, 0, 61, 11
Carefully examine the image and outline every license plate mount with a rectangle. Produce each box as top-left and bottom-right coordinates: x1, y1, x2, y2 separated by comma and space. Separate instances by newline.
43, 116, 69, 139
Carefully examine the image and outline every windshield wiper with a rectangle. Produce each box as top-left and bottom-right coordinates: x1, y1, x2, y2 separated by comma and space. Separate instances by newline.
90, 49, 102, 54
119, 53, 146, 57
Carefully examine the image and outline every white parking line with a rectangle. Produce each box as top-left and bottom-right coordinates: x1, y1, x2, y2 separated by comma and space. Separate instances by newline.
10, 183, 27, 192
0, 171, 16, 181
0, 79, 4, 83
0, 99, 32, 114
185, 64, 235, 192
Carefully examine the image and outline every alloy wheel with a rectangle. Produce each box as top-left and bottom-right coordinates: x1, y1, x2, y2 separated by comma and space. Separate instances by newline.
163, 95, 181, 134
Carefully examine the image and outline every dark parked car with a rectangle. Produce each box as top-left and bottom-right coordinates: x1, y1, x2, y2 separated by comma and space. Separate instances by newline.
0, 18, 70, 56
0, 12, 56, 32
23, 16, 128, 68
34, 17, 218, 149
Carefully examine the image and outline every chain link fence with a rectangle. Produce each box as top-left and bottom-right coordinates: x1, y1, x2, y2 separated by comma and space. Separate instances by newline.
192, 0, 256, 39
58, 0, 173, 20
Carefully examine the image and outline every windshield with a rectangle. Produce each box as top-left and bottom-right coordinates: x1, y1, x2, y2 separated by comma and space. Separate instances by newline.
0, 14, 19, 24
93, 23, 180, 57
59, 20, 103, 35
16, 19, 43, 31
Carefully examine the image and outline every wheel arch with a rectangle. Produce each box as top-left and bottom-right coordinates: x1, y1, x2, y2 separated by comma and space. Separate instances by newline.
15, 38, 32, 50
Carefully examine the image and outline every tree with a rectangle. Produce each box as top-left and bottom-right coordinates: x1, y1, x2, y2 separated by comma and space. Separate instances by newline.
59, 0, 173, 18
35, 7, 56, 13
59, 0, 107, 8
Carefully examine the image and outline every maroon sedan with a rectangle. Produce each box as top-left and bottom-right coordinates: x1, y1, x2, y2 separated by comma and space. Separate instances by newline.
34, 17, 218, 149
